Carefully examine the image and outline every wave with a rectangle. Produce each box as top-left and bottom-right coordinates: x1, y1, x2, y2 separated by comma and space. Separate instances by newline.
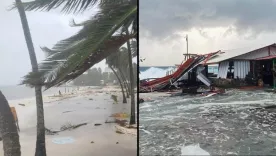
139, 66, 175, 80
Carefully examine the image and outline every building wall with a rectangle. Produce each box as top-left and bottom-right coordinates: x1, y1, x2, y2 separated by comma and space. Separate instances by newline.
233, 47, 269, 60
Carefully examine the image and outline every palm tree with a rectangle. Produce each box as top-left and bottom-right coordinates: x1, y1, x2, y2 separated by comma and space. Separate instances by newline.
16, 0, 137, 92
0, 91, 21, 156
125, 29, 136, 125
116, 48, 131, 98
15, 0, 46, 155
106, 53, 127, 103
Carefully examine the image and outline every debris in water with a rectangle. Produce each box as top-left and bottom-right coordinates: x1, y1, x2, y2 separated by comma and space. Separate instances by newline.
111, 95, 118, 104
89, 98, 93, 100
91, 141, 94, 143
264, 105, 276, 109
60, 122, 87, 131
139, 98, 145, 103
116, 142, 119, 144
45, 128, 60, 135
94, 123, 102, 126
116, 130, 124, 134
141, 129, 151, 135
62, 110, 74, 114
110, 113, 129, 118
18, 103, 25, 106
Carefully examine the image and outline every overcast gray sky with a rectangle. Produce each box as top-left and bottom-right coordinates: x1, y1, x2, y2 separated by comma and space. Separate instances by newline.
0, 0, 107, 86
140, 0, 276, 66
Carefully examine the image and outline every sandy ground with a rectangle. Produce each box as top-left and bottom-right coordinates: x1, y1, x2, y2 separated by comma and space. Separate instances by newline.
0, 86, 137, 156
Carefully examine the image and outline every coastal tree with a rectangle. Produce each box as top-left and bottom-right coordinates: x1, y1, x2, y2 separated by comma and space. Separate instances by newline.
106, 52, 127, 103
14, 0, 46, 155
125, 29, 136, 125
0, 91, 21, 156
17, 0, 137, 91
12, 1, 137, 135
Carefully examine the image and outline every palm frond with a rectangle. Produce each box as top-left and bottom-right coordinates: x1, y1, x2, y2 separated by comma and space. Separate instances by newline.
11, 0, 99, 13
10, 0, 132, 14
20, 1, 137, 89
43, 2, 136, 57
22, 34, 135, 88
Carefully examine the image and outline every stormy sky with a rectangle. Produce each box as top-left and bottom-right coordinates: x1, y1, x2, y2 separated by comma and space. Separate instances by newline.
140, 0, 276, 66
0, 1, 106, 86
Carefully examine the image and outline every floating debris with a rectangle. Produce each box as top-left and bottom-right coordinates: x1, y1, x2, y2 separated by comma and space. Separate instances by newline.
94, 123, 102, 126
111, 95, 118, 104
110, 113, 129, 118
60, 122, 87, 131
62, 110, 74, 114
45, 128, 60, 135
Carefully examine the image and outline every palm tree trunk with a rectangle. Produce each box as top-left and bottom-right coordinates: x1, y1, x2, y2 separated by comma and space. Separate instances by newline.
110, 66, 127, 103
0, 91, 21, 156
126, 29, 136, 125
15, 1, 46, 156
118, 68, 130, 98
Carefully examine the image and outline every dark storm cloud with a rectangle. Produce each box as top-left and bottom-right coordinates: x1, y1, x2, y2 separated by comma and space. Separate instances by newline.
140, 0, 276, 38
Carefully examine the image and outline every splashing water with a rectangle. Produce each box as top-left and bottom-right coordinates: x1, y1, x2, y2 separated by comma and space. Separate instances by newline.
139, 67, 175, 80
181, 144, 210, 155
139, 90, 276, 155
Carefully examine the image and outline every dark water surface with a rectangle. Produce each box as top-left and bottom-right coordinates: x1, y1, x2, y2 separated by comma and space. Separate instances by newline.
139, 90, 276, 155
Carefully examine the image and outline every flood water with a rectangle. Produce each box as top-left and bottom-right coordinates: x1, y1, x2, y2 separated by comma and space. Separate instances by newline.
139, 90, 276, 155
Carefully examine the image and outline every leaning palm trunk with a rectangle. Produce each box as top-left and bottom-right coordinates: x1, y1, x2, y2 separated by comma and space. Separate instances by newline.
110, 66, 127, 103
126, 30, 136, 125
118, 68, 130, 98
0, 91, 21, 156
15, 0, 46, 156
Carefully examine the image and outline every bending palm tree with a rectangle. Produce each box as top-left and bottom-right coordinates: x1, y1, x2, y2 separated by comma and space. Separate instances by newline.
15, 0, 46, 155
0, 91, 21, 156
17, 0, 137, 90
126, 29, 136, 125
12, 2, 137, 136
106, 52, 127, 103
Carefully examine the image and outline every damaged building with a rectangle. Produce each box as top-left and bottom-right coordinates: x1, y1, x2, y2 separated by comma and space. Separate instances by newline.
207, 43, 276, 88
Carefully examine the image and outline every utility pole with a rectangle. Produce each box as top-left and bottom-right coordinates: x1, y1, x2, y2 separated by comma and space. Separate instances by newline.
186, 34, 188, 55
183, 34, 189, 60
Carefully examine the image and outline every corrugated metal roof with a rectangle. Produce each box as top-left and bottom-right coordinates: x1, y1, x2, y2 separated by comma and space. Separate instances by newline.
207, 43, 276, 64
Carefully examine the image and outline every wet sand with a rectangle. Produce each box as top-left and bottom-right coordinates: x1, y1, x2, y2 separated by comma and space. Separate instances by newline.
0, 86, 137, 156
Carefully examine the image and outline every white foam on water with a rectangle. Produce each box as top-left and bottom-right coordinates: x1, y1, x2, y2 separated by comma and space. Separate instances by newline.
140, 103, 152, 109
141, 129, 152, 135
142, 117, 164, 121
227, 152, 238, 155
140, 67, 175, 79
177, 99, 274, 111
262, 123, 270, 128
181, 144, 210, 156
239, 111, 249, 119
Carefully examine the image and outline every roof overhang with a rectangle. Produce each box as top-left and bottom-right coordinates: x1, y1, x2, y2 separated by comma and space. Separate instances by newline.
255, 55, 276, 60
